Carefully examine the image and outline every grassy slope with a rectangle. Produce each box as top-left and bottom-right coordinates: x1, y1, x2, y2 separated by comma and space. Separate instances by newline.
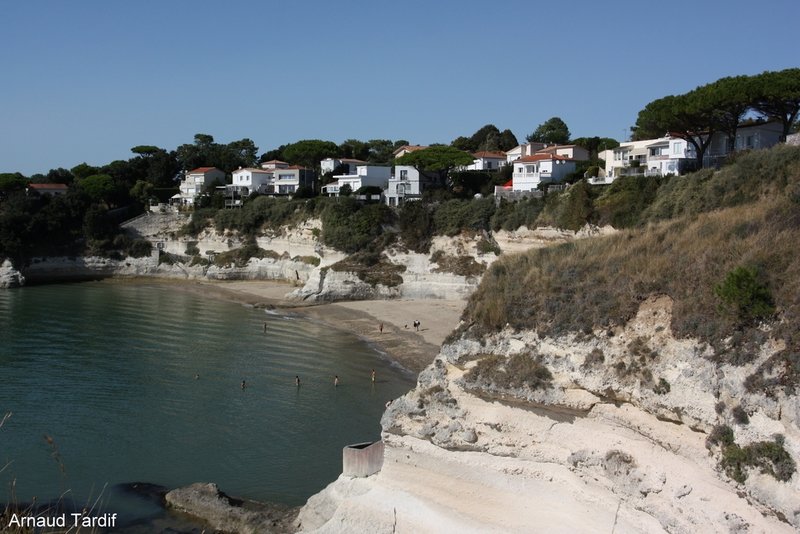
463, 145, 800, 394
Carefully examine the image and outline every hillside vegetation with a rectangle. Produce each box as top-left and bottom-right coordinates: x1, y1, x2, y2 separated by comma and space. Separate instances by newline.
463, 145, 800, 394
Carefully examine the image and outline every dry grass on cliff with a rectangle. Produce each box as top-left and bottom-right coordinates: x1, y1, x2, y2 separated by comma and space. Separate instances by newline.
463, 193, 800, 390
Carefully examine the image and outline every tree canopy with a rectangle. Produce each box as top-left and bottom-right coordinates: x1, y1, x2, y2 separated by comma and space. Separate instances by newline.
632, 68, 800, 168
395, 145, 474, 172
526, 117, 571, 144
281, 139, 339, 169
451, 125, 518, 153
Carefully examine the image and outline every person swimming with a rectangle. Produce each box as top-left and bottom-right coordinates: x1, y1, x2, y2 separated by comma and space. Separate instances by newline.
295, 375, 301, 387
334, 375, 339, 387
371, 369, 376, 383
241, 380, 247, 389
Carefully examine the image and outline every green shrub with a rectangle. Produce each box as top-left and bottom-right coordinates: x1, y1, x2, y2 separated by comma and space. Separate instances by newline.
581, 348, 605, 369
732, 405, 749, 425
432, 198, 495, 236
292, 255, 320, 266
714, 266, 775, 324
653, 378, 671, 395
430, 250, 485, 277
466, 352, 552, 391
329, 252, 406, 287
321, 197, 392, 253
398, 201, 434, 253
490, 197, 545, 231
127, 239, 152, 258
476, 236, 501, 255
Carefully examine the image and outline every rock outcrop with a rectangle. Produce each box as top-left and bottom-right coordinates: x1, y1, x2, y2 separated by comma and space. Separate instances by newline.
0, 259, 25, 288
165, 482, 298, 534
298, 296, 799, 533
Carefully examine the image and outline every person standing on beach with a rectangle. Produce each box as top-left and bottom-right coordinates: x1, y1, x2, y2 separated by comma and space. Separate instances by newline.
379, 322, 384, 334
295, 375, 301, 387
263, 322, 267, 333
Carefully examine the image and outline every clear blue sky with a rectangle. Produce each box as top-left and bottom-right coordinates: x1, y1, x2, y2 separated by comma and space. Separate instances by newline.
2, 0, 798, 175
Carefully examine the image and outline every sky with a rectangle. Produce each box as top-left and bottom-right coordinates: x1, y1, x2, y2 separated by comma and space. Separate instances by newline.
1, 0, 798, 176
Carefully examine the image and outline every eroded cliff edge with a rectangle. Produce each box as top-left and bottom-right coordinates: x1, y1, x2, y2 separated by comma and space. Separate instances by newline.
298, 295, 799, 533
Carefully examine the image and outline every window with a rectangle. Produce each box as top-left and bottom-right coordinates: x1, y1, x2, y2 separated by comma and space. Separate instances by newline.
487, 161, 493, 169
400, 170, 408, 180
278, 174, 293, 181
525, 165, 535, 174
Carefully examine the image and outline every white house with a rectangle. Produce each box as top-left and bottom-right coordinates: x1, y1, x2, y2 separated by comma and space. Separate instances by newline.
260, 160, 290, 170
320, 158, 367, 175
230, 168, 274, 195
702, 120, 783, 167
511, 154, 575, 191
599, 120, 784, 183
323, 165, 391, 197
385, 165, 445, 206
466, 151, 507, 171
176, 167, 225, 205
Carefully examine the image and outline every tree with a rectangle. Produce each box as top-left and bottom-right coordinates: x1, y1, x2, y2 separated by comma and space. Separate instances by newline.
338, 139, 370, 161
498, 129, 519, 151
395, 145, 474, 173
366, 139, 396, 164
77, 174, 119, 205
0, 173, 28, 195
704, 75, 753, 151
751, 68, 800, 140
526, 117, 570, 144
282, 139, 339, 169
339, 184, 353, 196
130, 145, 162, 157
632, 92, 717, 169
71, 162, 99, 181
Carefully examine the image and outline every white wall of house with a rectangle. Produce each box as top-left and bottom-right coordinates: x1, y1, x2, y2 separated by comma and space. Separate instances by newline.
466, 154, 506, 171
512, 158, 575, 191
231, 168, 274, 193
178, 167, 225, 204
325, 165, 390, 196
385, 165, 424, 206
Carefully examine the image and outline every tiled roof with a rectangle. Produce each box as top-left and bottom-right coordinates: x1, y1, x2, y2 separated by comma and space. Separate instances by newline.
188, 167, 220, 173
472, 151, 506, 158
28, 183, 68, 190
262, 160, 288, 164
392, 145, 428, 155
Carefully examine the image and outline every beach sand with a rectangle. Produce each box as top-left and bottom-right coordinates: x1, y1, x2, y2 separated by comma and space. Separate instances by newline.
194, 280, 467, 374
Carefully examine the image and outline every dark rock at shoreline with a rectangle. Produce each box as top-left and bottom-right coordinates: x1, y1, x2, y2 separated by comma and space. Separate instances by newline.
165, 482, 299, 534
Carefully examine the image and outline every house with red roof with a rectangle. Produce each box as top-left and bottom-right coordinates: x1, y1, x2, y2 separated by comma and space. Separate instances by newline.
27, 183, 68, 196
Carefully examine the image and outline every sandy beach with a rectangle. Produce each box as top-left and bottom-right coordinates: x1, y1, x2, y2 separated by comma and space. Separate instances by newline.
192, 280, 467, 374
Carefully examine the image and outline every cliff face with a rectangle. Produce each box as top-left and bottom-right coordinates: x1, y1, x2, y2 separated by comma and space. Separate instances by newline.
298, 296, 799, 533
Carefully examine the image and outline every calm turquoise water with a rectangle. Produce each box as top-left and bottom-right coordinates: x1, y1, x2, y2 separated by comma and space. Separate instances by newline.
0, 281, 414, 520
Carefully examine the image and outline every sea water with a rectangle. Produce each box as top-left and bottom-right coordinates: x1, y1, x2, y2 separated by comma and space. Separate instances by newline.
0, 281, 414, 523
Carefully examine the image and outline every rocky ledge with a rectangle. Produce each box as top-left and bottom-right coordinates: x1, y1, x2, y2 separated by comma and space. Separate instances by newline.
297, 296, 799, 533
165, 482, 299, 534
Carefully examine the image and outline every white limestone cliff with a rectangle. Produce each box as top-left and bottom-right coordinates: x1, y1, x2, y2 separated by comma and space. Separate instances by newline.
298, 296, 799, 533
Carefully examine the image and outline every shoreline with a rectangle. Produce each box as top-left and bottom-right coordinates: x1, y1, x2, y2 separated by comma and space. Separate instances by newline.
98, 277, 466, 375
194, 279, 466, 375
